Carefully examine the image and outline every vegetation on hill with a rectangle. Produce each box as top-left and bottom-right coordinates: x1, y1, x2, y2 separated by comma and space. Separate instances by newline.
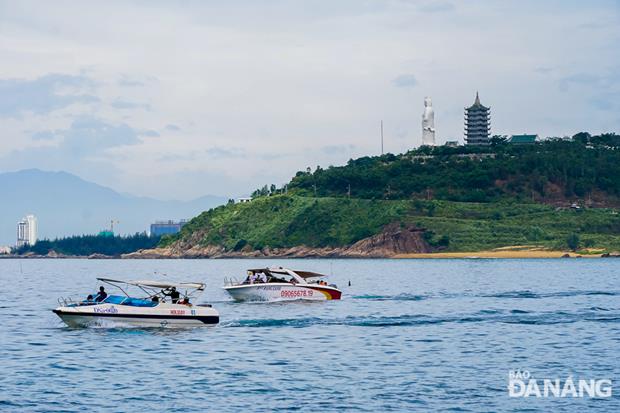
14, 233, 160, 256
162, 195, 620, 253
286, 133, 620, 204
161, 133, 620, 255
162, 196, 408, 250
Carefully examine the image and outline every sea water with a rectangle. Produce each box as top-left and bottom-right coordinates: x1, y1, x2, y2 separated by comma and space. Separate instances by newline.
0, 258, 619, 412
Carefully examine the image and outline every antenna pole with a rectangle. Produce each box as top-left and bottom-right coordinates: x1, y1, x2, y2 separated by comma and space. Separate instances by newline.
381, 120, 384, 155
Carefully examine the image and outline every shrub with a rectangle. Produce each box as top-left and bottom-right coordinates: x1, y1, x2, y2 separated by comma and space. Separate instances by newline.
566, 233, 580, 251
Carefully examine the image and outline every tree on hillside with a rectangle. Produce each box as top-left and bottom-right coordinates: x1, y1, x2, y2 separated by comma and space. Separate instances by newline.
566, 233, 580, 251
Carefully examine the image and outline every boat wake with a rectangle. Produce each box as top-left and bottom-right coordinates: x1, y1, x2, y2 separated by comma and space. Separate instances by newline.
482, 290, 620, 299
351, 293, 427, 301
351, 290, 620, 302
223, 307, 620, 328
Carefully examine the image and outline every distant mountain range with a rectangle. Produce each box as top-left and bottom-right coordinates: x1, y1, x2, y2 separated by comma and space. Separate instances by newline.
0, 169, 227, 245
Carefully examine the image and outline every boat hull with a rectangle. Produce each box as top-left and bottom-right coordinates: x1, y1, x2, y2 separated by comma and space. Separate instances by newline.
223, 283, 342, 302
53, 304, 219, 328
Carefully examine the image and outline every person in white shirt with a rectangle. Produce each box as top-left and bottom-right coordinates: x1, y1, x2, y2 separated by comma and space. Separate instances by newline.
249, 272, 257, 284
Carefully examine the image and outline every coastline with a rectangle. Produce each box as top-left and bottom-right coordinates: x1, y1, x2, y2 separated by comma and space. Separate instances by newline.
394, 250, 602, 259
2, 249, 618, 259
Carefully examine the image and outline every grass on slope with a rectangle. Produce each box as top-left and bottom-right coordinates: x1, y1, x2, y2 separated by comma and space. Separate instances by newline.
161, 195, 620, 253
164, 195, 408, 250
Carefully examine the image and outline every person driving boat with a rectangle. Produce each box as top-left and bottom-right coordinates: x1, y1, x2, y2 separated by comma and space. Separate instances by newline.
162, 286, 180, 303
94, 286, 107, 302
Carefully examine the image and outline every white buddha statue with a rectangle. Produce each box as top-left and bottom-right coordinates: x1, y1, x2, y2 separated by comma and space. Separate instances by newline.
422, 96, 435, 146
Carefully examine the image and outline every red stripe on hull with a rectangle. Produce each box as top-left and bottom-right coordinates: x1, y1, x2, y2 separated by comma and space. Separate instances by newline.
307, 286, 342, 300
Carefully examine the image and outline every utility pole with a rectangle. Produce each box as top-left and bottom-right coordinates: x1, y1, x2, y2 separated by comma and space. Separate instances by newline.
347, 184, 351, 198
381, 120, 384, 155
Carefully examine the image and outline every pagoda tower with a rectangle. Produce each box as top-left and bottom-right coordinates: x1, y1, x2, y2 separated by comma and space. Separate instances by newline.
464, 92, 491, 145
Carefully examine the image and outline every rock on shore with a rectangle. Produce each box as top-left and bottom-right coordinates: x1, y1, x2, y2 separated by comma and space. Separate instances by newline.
122, 224, 433, 259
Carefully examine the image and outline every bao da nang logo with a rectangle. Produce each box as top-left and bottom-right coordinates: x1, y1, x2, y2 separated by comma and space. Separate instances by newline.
508, 370, 612, 398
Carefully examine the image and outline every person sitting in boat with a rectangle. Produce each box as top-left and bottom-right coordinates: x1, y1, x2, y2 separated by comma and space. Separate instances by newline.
257, 272, 267, 283
243, 271, 255, 284
94, 286, 107, 302
163, 287, 181, 303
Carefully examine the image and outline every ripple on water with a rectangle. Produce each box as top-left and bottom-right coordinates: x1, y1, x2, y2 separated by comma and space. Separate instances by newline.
2, 258, 620, 412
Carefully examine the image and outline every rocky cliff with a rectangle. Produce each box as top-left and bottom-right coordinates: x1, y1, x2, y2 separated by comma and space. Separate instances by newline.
123, 223, 432, 259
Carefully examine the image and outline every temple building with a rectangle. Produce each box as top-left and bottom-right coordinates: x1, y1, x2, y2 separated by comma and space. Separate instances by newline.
464, 92, 491, 145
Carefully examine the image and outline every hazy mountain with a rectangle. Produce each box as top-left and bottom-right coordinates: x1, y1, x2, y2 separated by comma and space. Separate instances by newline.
0, 169, 227, 245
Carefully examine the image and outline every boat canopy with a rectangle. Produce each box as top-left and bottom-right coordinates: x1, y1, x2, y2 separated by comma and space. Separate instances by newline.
96, 278, 205, 290
293, 270, 329, 279
247, 268, 328, 279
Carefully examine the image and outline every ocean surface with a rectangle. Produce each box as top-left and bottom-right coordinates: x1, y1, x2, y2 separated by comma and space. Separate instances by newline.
1, 258, 619, 412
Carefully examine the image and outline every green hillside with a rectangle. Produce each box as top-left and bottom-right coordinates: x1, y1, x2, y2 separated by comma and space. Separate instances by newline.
163, 133, 620, 254
287, 133, 620, 203
162, 195, 620, 253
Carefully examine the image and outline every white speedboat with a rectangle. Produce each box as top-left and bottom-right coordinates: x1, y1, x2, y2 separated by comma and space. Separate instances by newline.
53, 278, 219, 328
223, 267, 342, 302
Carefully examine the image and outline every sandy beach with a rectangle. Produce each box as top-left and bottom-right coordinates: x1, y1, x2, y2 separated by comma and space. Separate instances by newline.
395, 247, 611, 259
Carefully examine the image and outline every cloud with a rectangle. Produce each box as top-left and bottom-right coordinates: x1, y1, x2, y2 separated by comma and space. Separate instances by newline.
417, 2, 455, 13
588, 92, 620, 111
559, 73, 602, 91
0, 116, 140, 190
157, 147, 246, 162
0, 1, 618, 199
392, 74, 418, 88
165, 124, 181, 131
0, 74, 98, 117
23, 116, 140, 159
205, 147, 246, 158
140, 129, 160, 137
117, 76, 145, 87
59, 116, 140, 154
559, 71, 620, 93
534, 67, 553, 74
31, 130, 56, 141
589, 97, 613, 110
158, 153, 197, 162
321, 144, 356, 155
111, 99, 151, 110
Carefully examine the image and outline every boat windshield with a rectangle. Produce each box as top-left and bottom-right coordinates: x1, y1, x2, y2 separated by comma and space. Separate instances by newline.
242, 268, 308, 284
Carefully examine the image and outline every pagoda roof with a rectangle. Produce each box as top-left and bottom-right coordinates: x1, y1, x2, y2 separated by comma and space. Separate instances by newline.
466, 92, 490, 110
509, 134, 538, 144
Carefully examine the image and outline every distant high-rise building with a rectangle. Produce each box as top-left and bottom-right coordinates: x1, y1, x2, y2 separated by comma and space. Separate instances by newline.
421, 96, 436, 146
150, 220, 188, 236
17, 214, 37, 247
465, 92, 491, 145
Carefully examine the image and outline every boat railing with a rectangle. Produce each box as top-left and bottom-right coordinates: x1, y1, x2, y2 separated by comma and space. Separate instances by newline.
223, 277, 240, 286
57, 296, 81, 307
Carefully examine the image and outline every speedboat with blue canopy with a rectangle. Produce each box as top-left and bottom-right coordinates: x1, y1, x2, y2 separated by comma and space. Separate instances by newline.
53, 278, 219, 327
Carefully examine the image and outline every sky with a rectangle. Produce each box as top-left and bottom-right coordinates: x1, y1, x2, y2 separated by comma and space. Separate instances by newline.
0, 0, 618, 200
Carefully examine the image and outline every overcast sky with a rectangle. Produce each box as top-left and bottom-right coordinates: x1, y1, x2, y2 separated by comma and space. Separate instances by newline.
0, 0, 618, 199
